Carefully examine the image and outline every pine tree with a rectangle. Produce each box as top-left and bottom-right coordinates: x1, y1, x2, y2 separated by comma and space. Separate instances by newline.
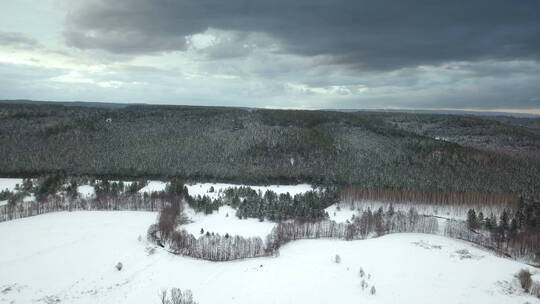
478, 211, 484, 227
467, 209, 478, 230
387, 203, 395, 217
500, 210, 509, 231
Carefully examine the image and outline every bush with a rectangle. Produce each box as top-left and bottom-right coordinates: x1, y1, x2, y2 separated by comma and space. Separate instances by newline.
370, 286, 376, 295
115, 262, 123, 271
517, 269, 532, 292
159, 288, 198, 304
334, 254, 341, 264
361, 280, 367, 290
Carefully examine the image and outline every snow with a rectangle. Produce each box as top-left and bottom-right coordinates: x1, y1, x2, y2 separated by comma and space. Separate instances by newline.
0, 178, 23, 192
0, 211, 537, 304
138, 181, 168, 193
77, 185, 95, 199
326, 204, 358, 223
183, 205, 275, 239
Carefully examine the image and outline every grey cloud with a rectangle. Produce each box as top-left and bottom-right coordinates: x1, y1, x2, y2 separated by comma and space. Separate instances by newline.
0, 31, 40, 48
64, 29, 187, 54
64, 0, 540, 70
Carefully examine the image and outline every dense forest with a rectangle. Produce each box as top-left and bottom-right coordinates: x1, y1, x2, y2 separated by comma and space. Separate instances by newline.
0, 102, 539, 201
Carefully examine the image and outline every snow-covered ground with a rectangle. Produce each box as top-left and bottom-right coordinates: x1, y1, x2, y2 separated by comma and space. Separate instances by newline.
0, 211, 537, 304
183, 205, 275, 238
138, 181, 168, 194
77, 185, 95, 199
326, 204, 357, 223
0, 178, 23, 192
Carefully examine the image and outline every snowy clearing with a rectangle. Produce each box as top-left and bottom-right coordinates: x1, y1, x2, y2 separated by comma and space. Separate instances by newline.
0, 178, 23, 192
183, 205, 275, 238
0, 211, 537, 304
138, 181, 168, 194
326, 204, 357, 223
77, 185, 95, 199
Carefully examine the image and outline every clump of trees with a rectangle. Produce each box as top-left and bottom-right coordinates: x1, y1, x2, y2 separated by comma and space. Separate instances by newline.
232, 188, 337, 221
168, 230, 266, 261
446, 197, 540, 263
159, 288, 198, 304
149, 203, 266, 261
185, 186, 338, 221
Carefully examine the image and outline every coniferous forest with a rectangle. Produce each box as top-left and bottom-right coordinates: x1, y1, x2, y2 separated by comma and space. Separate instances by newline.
0, 101, 539, 201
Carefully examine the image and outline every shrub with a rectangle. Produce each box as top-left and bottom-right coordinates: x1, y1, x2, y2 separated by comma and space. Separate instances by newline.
334, 254, 341, 264
517, 269, 532, 292
115, 262, 123, 271
159, 288, 198, 304
359, 267, 365, 278
370, 286, 376, 295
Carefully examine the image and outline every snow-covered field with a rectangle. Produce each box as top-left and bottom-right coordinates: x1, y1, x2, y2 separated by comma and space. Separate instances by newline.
0, 211, 537, 304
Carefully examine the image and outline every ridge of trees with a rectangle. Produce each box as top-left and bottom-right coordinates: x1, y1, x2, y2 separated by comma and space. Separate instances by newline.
1, 103, 539, 200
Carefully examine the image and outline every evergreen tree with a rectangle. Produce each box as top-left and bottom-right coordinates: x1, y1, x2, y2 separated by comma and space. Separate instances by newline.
467, 209, 478, 230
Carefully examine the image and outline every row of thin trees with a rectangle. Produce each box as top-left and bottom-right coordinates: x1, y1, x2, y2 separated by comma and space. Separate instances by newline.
341, 186, 519, 220
0, 192, 170, 222
150, 204, 439, 261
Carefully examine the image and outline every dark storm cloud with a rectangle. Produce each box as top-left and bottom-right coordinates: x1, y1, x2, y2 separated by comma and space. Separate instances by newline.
64, 0, 540, 70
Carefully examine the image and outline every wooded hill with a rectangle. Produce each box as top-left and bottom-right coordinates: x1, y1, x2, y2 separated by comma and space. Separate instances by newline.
0, 101, 538, 199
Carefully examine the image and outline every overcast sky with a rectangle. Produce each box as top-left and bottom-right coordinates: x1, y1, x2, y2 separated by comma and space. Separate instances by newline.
1, 0, 539, 113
